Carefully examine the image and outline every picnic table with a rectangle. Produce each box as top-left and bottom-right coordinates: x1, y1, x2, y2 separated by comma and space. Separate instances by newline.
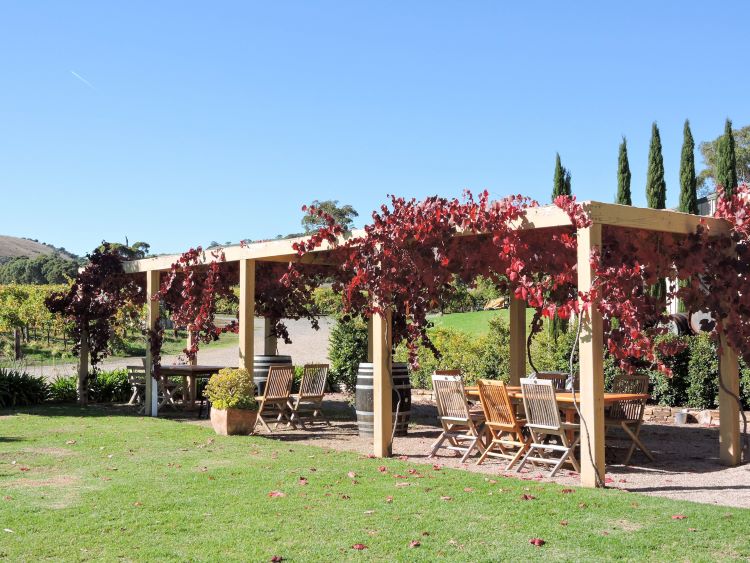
157, 365, 227, 409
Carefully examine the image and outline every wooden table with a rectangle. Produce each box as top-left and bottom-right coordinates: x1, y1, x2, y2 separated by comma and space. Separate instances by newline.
157, 365, 227, 409
464, 386, 650, 439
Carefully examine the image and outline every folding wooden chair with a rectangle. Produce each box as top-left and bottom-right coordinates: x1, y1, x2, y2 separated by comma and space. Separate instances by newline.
254, 365, 295, 432
516, 378, 580, 476
139, 359, 184, 411
606, 374, 653, 464
289, 364, 330, 427
429, 373, 486, 463
476, 379, 530, 468
535, 371, 568, 391
126, 365, 146, 405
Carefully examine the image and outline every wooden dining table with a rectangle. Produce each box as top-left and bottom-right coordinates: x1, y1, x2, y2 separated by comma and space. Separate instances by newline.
156, 365, 227, 410
464, 385, 650, 439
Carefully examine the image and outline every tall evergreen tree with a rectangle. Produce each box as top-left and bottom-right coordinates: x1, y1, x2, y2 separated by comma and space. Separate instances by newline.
678, 120, 698, 214
646, 122, 666, 209
717, 118, 738, 197
552, 153, 572, 200
616, 137, 632, 205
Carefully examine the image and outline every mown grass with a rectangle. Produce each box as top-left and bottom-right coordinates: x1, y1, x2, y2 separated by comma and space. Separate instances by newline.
428, 309, 536, 337
1, 406, 748, 561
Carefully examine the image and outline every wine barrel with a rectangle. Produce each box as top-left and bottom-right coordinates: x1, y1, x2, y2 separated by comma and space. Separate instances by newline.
253, 355, 292, 394
355, 362, 412, 437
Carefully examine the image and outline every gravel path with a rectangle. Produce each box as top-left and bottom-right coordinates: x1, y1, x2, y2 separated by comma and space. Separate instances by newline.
25, 317, 333, 380
180, 393, 750, 509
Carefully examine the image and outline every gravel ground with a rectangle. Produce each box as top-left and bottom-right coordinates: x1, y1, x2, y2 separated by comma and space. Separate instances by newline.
177, 392, 750, 509
25, 317, 334, 380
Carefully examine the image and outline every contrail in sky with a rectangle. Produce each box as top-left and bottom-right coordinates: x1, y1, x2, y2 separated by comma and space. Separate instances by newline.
70, 70, 95, 90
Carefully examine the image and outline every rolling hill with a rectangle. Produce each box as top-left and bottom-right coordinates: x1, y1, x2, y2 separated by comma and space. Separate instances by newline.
0, 235, 75, 261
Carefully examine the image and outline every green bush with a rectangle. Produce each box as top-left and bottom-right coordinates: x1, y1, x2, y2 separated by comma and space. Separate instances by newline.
90, 369, 131, 403
687, 333, 719, 409
311, 286, 342, 316
203, 368, 257, 410
49, 375, 77, 403
646, 334, 690, 407
328, 315, 368, 392
395, 316, 512, 389
0, 368, 49, 407
529, 320, 579, 374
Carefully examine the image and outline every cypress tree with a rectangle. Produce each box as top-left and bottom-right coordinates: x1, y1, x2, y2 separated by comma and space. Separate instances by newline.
616, 137, 632, 205
646, 122, 666, 305
646, 122, 666, 209
678, 120, 698, 214
552, 153, 572, 200
717, 118, 738, 197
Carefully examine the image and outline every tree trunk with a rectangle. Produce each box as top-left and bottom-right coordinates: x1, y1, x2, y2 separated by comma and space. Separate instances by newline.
13, 328, 22, 360
78, 328, 89, 406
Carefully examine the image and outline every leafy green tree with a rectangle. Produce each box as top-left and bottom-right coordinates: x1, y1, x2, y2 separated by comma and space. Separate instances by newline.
96, 241, 150, 261
717, 118, 738, 197
302, 200, 359, 233
697, 123, 750, 193
0, 254, 78, 284
679, 120, 698, 214
551, 153, 572, 200
616, 137, 632, 205
646, 122, 666, 209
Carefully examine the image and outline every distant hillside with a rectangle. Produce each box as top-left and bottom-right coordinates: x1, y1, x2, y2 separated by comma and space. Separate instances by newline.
0, 235, 76, 262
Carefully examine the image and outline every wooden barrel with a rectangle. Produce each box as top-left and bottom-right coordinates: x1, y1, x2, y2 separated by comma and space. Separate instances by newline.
253, 355, 292, 394
355, 362, 412, 437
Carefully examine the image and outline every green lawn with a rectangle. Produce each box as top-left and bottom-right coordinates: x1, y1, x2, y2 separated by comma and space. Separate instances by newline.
1, 407, 748, 561
428, 309, 536, 337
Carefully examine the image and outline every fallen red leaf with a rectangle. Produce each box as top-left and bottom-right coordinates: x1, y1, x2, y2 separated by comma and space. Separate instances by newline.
407, 468, 418, 475
560, 520, 568, 526
378, 466, 387, 473
351, 543, 368, 550
394, 474, 407, 479
347, 471, 357, 479
298, 477, 308, 485
529, 538, 545, 547
270, 556, 283, 562
672, 514, 687, 520
409, 540, 421, 548
432, 464, 441, 471
463, 487, 474, 492
440, 496, 452, 501
385, 496, 393, 503
268, 491, 286, 498
521, 494, 536, 501
561, 488, 575, 494
398, 455, 409, 461
18, 467, 30, 472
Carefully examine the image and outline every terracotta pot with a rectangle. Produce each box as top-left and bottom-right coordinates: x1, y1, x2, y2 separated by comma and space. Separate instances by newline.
210, 407, 258, 436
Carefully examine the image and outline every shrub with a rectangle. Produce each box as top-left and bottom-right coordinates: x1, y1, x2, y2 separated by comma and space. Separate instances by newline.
311, 286, 342, 316
49, 375, 77, 403
328, 315, 368, 392
646, 334, 690, 407
529, 320, 579, 374
0, 368, 49, 407
90, 369, 131, 403
687, 333, 719, 409
203, 368, 257, 410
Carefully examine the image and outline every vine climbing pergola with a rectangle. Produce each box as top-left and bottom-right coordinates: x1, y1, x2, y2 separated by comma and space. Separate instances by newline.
122, 200, 743, 488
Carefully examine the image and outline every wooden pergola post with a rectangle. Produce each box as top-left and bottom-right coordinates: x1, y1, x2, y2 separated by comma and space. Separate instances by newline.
239, 259, 256, 380
372, 309, 393, 457
576, 224, 606, 487
263, 317, 278, 355
367, 316, 374, 362
77, 326, 89, 406
509, 296, 526, 385
718, 334, 741, 465
144, 270, 160, 417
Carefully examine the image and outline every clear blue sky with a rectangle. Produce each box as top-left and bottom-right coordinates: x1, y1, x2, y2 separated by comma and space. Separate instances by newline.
2, 1, 748, 256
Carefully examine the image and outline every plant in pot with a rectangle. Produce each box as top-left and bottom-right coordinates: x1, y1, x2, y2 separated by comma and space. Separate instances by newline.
203, 368, 258, 436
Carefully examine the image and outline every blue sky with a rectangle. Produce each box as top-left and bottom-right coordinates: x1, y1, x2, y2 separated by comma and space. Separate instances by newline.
1, 1, 748, 256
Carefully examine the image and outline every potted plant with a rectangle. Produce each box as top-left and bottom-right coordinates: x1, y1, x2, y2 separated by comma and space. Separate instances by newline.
203, 368, 258, 435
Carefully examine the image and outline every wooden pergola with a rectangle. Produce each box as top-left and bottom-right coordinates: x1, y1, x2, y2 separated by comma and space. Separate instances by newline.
123, 201, 742, 487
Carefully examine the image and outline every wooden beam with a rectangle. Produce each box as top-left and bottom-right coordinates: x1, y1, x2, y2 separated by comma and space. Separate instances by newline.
239, 259, 256, 380
718, 335, 741, 465
144, 270, 160, 417
372, 310, 393, 457
77, 327, 89, 406
509, 296, 526, 385
576, 224, 606, 488
586, 201, 730, 236
263, 317, 278, 355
